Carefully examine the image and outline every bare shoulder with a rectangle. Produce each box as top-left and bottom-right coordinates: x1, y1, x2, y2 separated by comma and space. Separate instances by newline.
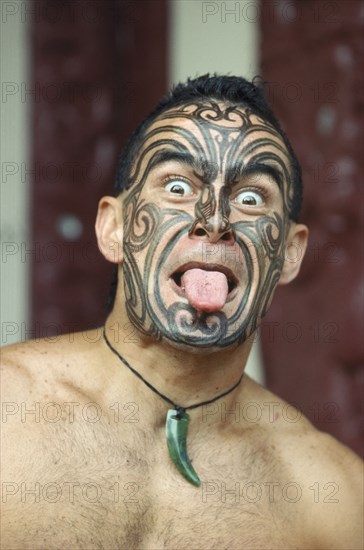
1, 334, 67, 395
297, 429, 363, 549
0, 330, 118, 546
0, 329, 107, 473
248, 378, 364, 549
1, 328, 105, 400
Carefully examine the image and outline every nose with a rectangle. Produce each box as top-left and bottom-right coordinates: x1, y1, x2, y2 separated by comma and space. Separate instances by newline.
189, 216, 235, 244
188, 184, 235, 244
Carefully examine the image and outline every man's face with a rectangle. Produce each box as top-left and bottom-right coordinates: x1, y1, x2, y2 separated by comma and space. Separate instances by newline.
121, 102, 294, 350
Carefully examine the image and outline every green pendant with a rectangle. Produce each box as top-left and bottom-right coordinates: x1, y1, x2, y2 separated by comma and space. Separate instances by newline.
165, 409, 201, 487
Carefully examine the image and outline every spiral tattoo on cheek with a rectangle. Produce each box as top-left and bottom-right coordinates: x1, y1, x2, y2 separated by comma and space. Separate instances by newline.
122, 102, 291, 348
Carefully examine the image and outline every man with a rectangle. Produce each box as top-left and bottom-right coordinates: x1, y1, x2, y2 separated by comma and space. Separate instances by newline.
1, 75, 363, 549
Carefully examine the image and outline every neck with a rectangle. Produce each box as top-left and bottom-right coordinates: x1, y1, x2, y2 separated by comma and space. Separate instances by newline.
104, 300, 253, 424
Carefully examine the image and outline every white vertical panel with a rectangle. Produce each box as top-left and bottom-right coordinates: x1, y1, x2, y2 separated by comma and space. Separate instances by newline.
0, 1, 30, 346
170, 0, 259, 83
169, 0, 265, 384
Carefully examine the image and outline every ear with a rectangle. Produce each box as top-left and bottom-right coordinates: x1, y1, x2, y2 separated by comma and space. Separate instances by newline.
95, 196, 123, 264
278, 222, 309, 285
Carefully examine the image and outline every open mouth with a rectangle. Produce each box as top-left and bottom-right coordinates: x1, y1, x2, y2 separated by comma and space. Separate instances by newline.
170, 262, 238, 296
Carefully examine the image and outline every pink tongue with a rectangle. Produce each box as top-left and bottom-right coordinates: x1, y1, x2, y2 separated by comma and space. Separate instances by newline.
181, 268, 229, 312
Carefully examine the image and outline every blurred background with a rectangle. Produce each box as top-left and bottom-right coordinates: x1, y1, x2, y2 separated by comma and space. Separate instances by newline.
1, 0, 363, 457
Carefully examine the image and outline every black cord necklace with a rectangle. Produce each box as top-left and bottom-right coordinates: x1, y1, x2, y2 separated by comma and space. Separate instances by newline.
103, 328, 244, 487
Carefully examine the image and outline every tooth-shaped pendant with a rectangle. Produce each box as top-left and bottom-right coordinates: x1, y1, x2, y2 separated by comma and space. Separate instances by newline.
165, 409, 201, 487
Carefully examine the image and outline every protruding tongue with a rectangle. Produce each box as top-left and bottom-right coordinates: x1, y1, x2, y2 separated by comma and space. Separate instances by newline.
181, 268, 229, 312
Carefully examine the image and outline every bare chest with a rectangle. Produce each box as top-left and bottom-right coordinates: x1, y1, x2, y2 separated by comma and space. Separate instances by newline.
7, 476, 298, 549
4, 415, 310, 549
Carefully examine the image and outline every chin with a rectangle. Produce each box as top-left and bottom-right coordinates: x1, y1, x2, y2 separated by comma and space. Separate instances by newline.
160, 333, 242, 355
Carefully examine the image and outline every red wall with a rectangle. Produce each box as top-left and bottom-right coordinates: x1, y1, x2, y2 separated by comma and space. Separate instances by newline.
260, 0, 363, 456
31, 0, 168, 335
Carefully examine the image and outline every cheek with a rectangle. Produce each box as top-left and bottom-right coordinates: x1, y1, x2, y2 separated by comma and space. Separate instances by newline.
123, 197, 164, 252
234, 215, 286, 274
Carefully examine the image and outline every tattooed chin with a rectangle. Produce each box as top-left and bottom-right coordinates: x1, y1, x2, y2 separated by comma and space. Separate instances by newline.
123, 260, 266, 351
132, 291, 264, 352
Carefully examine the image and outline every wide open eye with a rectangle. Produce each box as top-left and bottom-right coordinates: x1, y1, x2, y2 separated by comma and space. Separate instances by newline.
165, 180, 193, 196
235, 189, 264, 206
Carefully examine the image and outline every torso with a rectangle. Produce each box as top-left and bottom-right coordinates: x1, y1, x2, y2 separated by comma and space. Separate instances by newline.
1, 332, 362, 549
3, 415, 312, 549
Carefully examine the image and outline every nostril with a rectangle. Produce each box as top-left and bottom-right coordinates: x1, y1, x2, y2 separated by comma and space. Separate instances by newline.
221, 231, 235, 242
195, 228, 206, 237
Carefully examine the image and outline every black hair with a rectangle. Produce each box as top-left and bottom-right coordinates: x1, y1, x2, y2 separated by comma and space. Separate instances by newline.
107, 74, 303, 311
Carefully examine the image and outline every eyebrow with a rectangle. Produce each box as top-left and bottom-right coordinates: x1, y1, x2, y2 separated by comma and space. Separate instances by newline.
227, 160, 284, 190
148, 150, 284, 190
148, 149, 217, 183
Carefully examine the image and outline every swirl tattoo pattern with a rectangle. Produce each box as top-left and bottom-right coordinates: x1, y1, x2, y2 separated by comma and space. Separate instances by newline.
122, 102, 291, 349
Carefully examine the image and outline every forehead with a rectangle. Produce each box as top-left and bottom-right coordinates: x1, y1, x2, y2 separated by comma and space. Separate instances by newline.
133, 102, 291, 176
151, 102, 273, 130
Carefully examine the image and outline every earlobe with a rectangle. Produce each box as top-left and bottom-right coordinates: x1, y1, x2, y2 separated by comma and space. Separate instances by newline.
95, 196, 123, 264
278, 223, 309, 285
